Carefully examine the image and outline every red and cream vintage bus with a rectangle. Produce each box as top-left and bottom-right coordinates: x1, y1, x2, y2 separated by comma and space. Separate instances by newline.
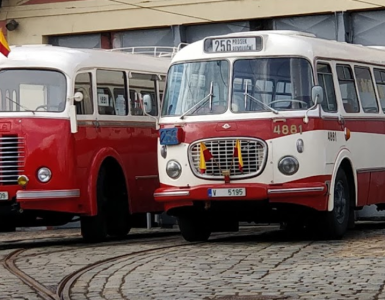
154, 30, 385, 241
0, 45, 169, 241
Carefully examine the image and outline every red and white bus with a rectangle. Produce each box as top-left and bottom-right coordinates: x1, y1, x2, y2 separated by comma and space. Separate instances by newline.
154, 30, 385, 241
0, 45, 169, 241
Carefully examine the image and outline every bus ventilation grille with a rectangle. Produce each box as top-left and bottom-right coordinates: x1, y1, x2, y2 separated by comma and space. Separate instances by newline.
189, 138, 267, 180
0, 135, 25, 185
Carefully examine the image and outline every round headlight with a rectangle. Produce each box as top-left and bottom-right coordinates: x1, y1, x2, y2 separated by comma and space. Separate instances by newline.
166, 160, 182, 179
160, 145, 167, 159
37, 167, 52, 183
278, 156, 299, 175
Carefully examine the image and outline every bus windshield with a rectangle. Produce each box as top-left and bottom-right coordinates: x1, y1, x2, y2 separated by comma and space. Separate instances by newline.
0, 69, 67, 112
162, 60, 229, 116
232, 57, 313, 112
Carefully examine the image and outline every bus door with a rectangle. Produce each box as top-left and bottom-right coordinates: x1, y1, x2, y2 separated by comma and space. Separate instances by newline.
127, 73, 165, 212
74, 72, 98, 171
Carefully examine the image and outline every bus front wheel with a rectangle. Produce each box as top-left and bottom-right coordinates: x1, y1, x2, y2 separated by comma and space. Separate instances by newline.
321, 168, 350, 239
81, 168, 108, 242
177, 213, 211, 242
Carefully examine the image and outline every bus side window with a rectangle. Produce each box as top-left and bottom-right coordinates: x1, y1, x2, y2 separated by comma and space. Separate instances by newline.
96, 70, 128, 116
317, 63, 337, 112
129, 73, 157, 116
74, 73, 93, 115
336, 64, 360, 113
373, 69, 385, 113
354, 66, 379, 113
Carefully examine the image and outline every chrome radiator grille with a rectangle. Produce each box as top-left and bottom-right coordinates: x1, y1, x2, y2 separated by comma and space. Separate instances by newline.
189, 138, 267, 179
0, 136, 25, 185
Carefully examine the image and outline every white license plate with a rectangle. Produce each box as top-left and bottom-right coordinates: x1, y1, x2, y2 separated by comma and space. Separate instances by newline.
0, 191, 8, 200
208, 188, 246, 197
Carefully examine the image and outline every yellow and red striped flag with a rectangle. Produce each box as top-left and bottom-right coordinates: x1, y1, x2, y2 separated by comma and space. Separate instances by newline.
0, 30, 10, 58
199, 142, 213, 174
233, 140, 243, 172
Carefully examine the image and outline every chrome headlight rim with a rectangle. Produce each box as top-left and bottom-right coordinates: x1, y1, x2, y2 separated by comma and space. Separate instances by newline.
166, 160, 182, 179
278, 156, 299, 176
37, 167, 52, 183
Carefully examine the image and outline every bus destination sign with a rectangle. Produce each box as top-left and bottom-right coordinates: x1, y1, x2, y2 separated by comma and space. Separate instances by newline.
204, 36, 262, 53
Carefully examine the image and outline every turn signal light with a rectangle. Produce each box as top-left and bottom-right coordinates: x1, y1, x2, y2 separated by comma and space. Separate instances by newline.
344, 128, 351, 141
17, 175, 29, 187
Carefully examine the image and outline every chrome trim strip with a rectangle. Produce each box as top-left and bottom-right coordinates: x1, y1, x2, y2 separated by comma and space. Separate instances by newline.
135, 175, 159, 180
77, 120, 156, 128
154, 191, 190, 197
268, 187, 325, 194
17, 189, 80, 199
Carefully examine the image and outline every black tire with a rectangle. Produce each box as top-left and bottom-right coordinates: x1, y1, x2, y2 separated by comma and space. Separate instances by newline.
178, 214, 211, 242
320, 168, 350, 239
0, 221, 16, 232
106, 195, 131, 238
81, 168, 108, 242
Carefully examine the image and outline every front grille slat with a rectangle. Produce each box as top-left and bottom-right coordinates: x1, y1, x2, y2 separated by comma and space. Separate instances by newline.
189, 138, 267, 180
0, 135, 25, 185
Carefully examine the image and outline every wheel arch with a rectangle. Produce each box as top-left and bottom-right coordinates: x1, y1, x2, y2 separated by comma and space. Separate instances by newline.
85, 147, 130, 216
328, 149, 357, 211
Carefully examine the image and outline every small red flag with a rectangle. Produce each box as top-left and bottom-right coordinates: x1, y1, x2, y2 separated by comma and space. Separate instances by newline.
199, 142, 213, 174
0, 31, 10, 58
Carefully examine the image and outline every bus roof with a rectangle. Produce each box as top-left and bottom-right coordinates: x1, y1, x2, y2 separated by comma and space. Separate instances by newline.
172, 30, 385, 66
0, 45, 170, 75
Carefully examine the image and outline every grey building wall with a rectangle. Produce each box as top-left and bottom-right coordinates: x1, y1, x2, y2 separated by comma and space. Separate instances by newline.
49, 33, 101, 48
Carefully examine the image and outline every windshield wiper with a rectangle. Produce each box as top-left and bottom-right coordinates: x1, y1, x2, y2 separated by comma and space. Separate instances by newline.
180, 82, 213, 119
243, 82, 278, 114
6, 97, 35, 114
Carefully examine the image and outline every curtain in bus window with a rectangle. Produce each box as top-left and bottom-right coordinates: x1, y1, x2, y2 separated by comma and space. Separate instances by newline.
354, 67, 379, 113
0, 69, 66, 112
374, 69, 385, 112
75, 72, 93, 115
96, 70, 127, 116
129, 73, 157, 116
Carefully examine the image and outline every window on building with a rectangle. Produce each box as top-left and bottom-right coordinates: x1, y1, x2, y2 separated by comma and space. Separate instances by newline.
75, 73, 93, 115
96, 70, 128, 116
374, 68, 385, 113
354, 66, 378, 113
336, 64, 360, 113
129, 73, 158, 116
317, 63, 337, 112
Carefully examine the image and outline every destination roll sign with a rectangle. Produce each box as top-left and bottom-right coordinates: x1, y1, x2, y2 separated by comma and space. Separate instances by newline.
204, 36, 262, 53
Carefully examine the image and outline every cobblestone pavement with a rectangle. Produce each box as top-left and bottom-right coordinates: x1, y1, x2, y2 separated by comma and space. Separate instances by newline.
1, 223, 385, 299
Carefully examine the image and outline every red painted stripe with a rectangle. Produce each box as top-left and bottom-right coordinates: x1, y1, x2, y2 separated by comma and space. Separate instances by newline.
162, 117, 385, 143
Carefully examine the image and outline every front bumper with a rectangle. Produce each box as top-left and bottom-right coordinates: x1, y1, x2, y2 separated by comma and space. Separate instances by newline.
16, 189, 80, 200
154, 182, 328, 211
16, 189, 83, 214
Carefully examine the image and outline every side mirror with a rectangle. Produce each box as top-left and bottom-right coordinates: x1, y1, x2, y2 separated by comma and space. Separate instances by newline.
142, 94, 152, 114
74, 91, 84, 102
311, 86, 324, 105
